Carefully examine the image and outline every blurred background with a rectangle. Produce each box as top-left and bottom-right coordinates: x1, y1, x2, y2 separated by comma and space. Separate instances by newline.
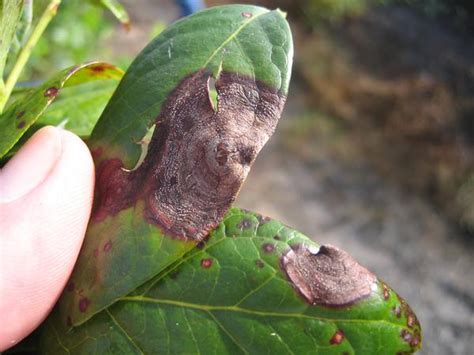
23, 0, 473, 353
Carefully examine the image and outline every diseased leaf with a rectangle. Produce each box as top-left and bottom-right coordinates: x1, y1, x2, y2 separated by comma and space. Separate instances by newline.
0, 61, 123, 158
38, 5, 421, 354
0, 0, 23, 79
2, 81, 119, 162
56, 5, 293, 327
41, 209, 421, 354
36, 80, 119, 136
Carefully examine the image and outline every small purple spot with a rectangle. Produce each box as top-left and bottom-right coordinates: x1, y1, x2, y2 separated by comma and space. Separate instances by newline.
201, 258, 213, 268
238, 218, 252, 230
103, 240, 112, 252
262, 243, 275, 253
17, 121, 25, 129
196, 241, 205, 249
255, 259, 265, 268
79, 297, 91, 313
44, 87, 59, 98
66, 282, 75, 292
241, 12, 253, 18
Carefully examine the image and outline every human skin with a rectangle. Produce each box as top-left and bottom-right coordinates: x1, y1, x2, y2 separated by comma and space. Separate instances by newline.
0, 126, 95, 351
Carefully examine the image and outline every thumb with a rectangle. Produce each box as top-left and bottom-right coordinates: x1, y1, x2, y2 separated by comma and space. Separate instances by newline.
0, 126, 95, 350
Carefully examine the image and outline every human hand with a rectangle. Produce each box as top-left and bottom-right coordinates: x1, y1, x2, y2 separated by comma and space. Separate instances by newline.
0, 126, 95, 351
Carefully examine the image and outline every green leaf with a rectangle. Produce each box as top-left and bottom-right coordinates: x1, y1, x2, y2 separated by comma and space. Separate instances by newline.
41, 209, 421, 354
54, 4, 293, 328
35, 80, 119, 136
0, 0, 23, 79
0, 61, 123, 158
92, 0, 130, 29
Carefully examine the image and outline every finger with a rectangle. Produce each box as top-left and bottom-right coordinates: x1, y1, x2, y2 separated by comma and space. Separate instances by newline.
0, 126, 95, 350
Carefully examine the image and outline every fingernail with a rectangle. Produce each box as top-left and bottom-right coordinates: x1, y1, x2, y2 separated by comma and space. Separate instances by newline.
0, 126, 62, 203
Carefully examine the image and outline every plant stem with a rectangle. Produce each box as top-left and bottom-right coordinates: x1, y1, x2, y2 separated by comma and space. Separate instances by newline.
0, 0, 61, 112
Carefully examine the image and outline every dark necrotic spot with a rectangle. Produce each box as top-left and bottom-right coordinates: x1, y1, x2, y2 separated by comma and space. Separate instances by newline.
255, 259, 265, 268
262, 243, 275, 253
382, 283, 390, 300
17, 121, 25, 129
44, 87, 59, 98
273, 235, 281, 241
78, 297, 91, 313
196, 241, 206, 249
16, 111, 25, 119
201, 258, 213, 268
256, 213, 271, 225
238, 218, 253, 230
393, 306, 402, 318
330, 329, 345, 345
281, 244, 377, 307
401, 329, 412, 343
66, 282, 75, 292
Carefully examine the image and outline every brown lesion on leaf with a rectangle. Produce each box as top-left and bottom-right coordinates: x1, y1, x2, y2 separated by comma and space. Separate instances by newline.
44, 87, 59, 98
330, 329, 345, 345
92, 70, 285, 241
281, 244, 377, 307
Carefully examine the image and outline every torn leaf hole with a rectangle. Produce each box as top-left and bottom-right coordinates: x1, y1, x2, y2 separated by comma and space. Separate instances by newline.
127, 124, 156, 172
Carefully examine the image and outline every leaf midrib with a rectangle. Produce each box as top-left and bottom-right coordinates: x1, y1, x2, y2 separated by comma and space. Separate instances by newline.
118, 296, 402, 327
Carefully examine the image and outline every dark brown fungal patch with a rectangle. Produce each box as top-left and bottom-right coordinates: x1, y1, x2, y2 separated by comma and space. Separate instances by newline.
262, 243, 275, 253
103, 240, 112, 252
44, 86, 59, 98
255, 259, 265, 268
17, 121, 25, 129
92, 70, 285, 240
273, 235, 281, 241
201, 258, 213, 269
330, 329, 345, 345
78, 297, 91, 313
241, 12, 253, 18
281, 244, 377, 307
